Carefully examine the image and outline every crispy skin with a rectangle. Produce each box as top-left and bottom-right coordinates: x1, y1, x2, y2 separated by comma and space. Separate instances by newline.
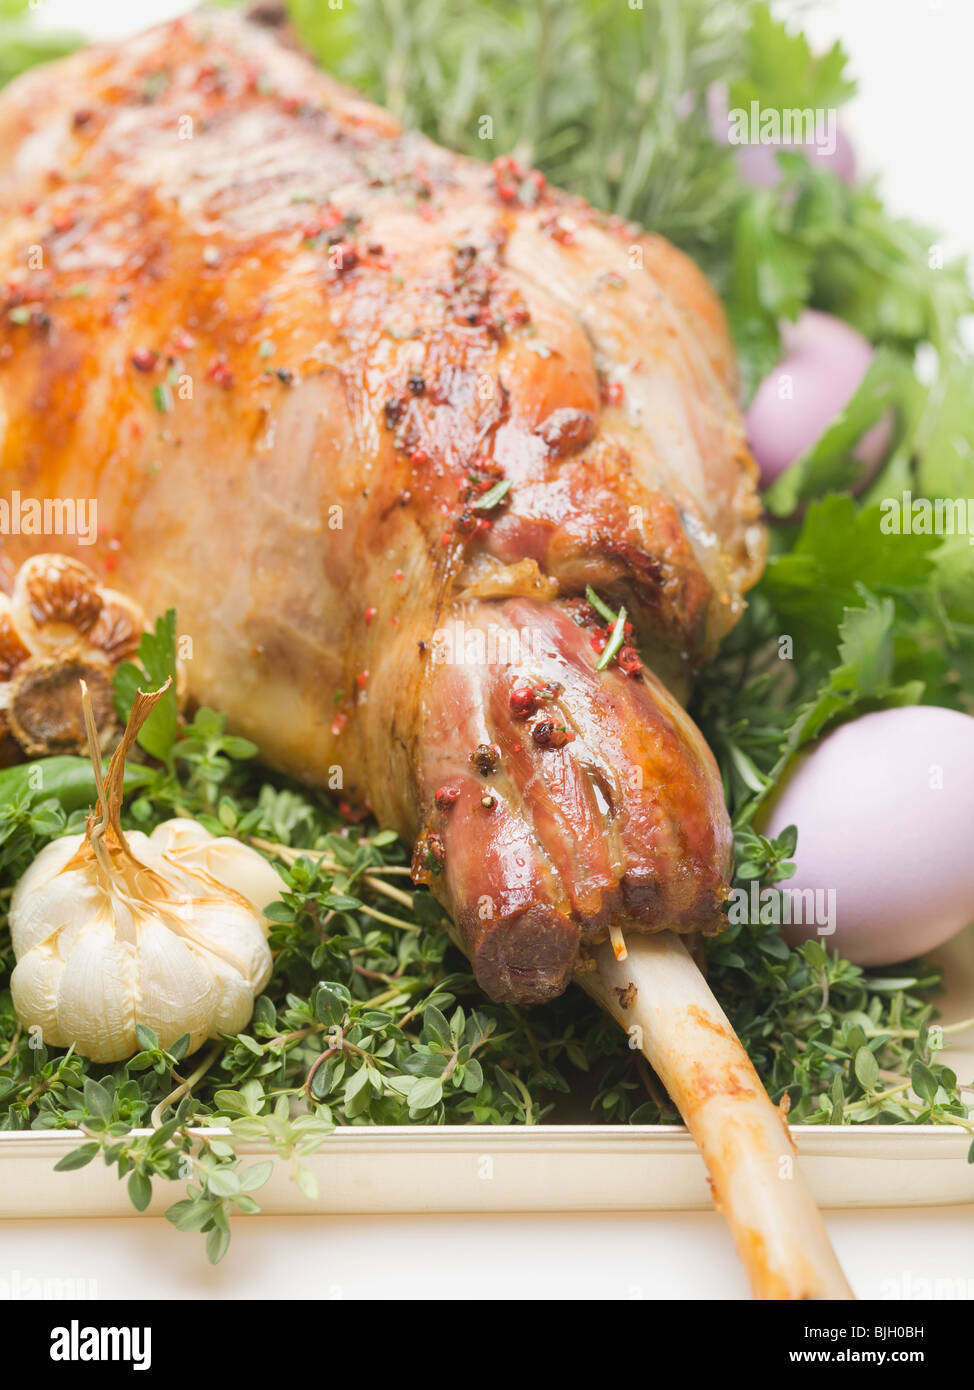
0, 12, 763, 1002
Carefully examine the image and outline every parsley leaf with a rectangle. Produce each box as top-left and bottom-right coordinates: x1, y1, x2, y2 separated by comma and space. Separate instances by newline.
113, 609, 179, 766
771, 589, 925, 779
729, 5, 855, 115
760, 496, 939, 651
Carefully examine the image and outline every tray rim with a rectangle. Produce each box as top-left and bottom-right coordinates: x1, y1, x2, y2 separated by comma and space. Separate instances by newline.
3, 1123, 971, 1219
0, 1121, 969, 1155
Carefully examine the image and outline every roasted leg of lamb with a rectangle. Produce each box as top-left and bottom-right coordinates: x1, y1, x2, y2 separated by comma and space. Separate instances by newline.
0, 10, 850, 1298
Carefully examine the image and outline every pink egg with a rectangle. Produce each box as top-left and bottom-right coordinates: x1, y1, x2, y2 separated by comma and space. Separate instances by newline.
745, 310, 892, 487
734, 125, 856, 189
823, 124, 857, 185
760, 707, 974, 966
734, 140, 789, 189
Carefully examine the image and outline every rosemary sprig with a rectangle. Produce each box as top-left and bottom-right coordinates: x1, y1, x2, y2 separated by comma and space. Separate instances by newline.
596, 605, 628, 672
584, 585, 617, 625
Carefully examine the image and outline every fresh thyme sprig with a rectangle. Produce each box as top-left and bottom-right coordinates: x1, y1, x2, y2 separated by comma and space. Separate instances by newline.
0, 725, 966, 1262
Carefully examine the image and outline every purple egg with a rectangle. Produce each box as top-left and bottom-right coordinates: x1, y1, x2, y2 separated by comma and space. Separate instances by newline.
822, 124, 857, 185
745, 310, 892, 487
736, 124, 857, 189
735, 140, 789, 190
761, 707, 974, 966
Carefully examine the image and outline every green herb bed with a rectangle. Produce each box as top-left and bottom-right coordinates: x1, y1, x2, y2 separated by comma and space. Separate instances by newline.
1, 0, 972, 1263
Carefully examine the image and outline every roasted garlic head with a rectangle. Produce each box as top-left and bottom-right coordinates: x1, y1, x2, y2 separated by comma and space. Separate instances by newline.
0, 554, 145, 762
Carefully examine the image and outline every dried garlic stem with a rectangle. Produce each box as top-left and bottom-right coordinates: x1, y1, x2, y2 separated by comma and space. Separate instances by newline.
80, 679, 113, 874
79, 676, 172, 863
103, 680, 172, 853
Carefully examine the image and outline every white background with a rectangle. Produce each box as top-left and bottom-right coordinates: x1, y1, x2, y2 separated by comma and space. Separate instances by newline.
3, 0, 974, 1301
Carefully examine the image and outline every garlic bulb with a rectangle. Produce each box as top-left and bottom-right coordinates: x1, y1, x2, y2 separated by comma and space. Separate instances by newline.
9, 683, 281, 1062
1, 554, 147, 762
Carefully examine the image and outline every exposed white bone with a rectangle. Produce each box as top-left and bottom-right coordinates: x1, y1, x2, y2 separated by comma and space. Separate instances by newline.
582, 931, 853, 1300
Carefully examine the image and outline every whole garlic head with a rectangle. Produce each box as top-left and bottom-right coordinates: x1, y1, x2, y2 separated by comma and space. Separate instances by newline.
1, 555, 148, 762
10, 821, 280, 1062
9, 681, 282, 1063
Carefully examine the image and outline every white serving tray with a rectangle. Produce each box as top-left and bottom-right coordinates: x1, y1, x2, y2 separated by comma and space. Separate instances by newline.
3, 927, 973, 1219
1, 1122, 972, 1219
